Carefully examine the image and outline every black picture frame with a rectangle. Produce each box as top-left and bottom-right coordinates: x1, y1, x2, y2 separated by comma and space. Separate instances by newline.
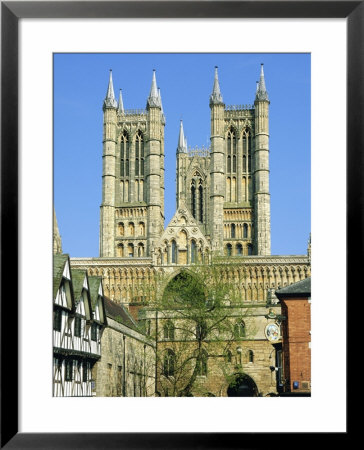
1, 1, 358, 448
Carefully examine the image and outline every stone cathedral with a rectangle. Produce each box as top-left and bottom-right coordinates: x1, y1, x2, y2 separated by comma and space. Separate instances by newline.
70, 64, 311, 396
99, 65, 271, 263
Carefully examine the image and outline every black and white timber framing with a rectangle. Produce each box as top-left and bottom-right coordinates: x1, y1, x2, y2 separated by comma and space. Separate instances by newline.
53, 254, 106, 396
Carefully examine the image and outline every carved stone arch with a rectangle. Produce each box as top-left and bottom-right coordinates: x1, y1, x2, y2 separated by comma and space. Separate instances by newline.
226, 122, 238, 136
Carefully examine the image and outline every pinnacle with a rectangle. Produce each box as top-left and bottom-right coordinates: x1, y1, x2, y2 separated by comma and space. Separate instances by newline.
255, 64, 269, 102
103, 69, 117, 109
210, 66, 223, 105
147, 69, 161, 108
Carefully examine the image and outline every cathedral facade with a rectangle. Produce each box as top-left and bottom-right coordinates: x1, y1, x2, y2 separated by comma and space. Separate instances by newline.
70, 64, 310, 396
99, 65, 270, 262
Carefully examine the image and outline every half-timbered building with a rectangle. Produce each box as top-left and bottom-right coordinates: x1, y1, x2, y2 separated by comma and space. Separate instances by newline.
53, 254, 107, 396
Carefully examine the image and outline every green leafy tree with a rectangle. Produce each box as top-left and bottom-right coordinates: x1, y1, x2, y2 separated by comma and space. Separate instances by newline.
142, 263, 254, 397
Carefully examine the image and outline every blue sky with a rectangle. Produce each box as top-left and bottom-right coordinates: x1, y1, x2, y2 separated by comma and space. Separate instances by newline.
54, 53, 310, 257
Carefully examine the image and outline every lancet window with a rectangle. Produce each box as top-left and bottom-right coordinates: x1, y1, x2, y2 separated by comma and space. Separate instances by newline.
190, 173, 204, 222
171, 240, 177, 263
231, 223, 236, 238
243, 223, 248, 239
191, 181, 196, 218
191, 240, 197, 263
234, 321, 246, 338
199, 183, 203, 222
135, 131, 144, 177
227, 128, 236, 174
242, 129, 252, 173
120, 131, 129, 177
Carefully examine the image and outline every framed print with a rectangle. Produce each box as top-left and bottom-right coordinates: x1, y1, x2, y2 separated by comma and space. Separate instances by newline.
1, 1, 359, 448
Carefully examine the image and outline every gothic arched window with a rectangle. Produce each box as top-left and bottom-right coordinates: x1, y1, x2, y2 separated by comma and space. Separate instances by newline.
135, 131, 144, 177
118, 222, 124, 236
191, 240, 197, 263
171, 240, 177, 263
120, 131, 129, 177
243, 129, 251, 173
247, 244, 253, 255
199, 184, 203, 222
225, 350, 232, 363
127, 243, 134, 258
227, 128, 236, 173
138, 243, 144, 257
117, 243, 124, 257
236, 243, 243, 255
191, 181, 196, 218
231, 224, 236, 238
234, 321, 246, 338
226, 244, 232, 257
243, 223, 248, 239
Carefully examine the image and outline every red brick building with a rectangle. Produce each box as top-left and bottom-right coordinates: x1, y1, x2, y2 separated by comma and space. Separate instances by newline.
275, 277, 311, 396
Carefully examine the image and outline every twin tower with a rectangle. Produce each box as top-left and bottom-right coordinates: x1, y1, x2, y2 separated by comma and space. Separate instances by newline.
100, 65, 271, 263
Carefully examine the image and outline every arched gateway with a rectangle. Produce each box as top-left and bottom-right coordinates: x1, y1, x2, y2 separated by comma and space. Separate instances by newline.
227, 373, 259, 397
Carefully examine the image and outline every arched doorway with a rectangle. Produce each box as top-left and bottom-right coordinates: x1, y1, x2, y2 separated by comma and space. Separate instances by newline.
227, 373, 258, 397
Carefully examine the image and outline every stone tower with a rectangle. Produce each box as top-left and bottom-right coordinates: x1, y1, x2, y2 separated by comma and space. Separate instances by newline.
99, 69, 165, 258
171, 65, 271, 257
209, 67, 226, 254
208, 65, 271, 256
254, 64, 271, 255
176, 120, 210, 235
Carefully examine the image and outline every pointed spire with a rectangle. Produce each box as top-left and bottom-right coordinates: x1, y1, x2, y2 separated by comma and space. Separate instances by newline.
255, 63, 269, 102
158, 87, 166, 124
147, 69, 161, 108
117, 89, 124, 114
103, 69, 117, 109
177, 120, 187, 153
210, 66, 223, 106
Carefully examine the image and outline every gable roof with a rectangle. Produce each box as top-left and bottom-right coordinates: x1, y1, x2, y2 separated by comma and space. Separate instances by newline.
104, 297, 140, 332
53, 254, 70, 300
88, 276, 107, 325
275, 277, 311, 299
70, 269, 87, 302
156, 200, 210, 248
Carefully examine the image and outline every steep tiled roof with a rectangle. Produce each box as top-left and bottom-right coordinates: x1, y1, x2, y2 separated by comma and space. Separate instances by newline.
276, 277, 311, 298
53, 254, 69, 300
70, 269, 87, 304
88, 277, 102, 310
104, 297, 139, 332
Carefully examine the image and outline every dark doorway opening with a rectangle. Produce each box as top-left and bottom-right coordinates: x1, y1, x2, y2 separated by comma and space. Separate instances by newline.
227, 373, 258, 397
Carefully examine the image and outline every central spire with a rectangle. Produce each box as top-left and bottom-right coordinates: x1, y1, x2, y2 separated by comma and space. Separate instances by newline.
147, 69, 161, 108
177, 120, 187, 153
103, 69, 117, 109
210, 66, 223, 106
